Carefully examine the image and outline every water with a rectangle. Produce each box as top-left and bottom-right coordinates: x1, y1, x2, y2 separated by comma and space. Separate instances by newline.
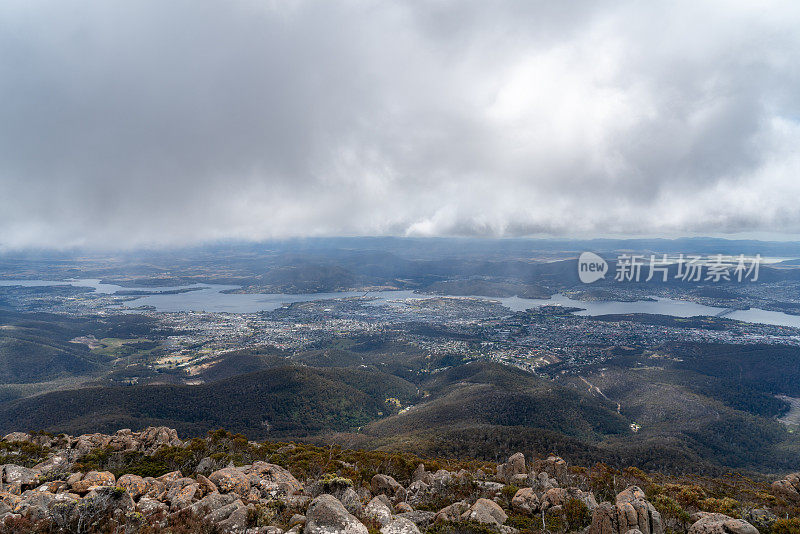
2, 279, 800, 328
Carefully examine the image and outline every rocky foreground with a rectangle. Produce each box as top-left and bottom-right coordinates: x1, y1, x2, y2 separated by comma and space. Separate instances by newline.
0, 427, 796, 533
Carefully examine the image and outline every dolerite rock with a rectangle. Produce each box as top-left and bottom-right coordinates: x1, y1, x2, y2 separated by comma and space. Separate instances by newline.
365, 495, 394, 526
70, 471, 116, 494
246, 462, 303, 496
371, 474, 406, 503
398, 510, 436, 530
2, 432, 30, 443
533, 456, 568, 483
209, 467, 251, 496
306, 494, 368, 534
512, 487, 540, 514
381, 516, 422, 534
2, 465, 40, 494
117, 474, 148, 499
497, 453, 526, 482
412, 464, 431, 484
461, 498, 508, 526
589, 486, 663, 534
434, 501, 470, 524
688, 513, 759, 534
772, 472, 800, 504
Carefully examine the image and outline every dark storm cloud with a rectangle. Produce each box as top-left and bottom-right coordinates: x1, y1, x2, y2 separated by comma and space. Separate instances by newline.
1, 0, 799, 248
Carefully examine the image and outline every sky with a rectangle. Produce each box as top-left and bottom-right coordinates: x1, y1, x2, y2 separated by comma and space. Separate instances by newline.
1, 0, 800, 249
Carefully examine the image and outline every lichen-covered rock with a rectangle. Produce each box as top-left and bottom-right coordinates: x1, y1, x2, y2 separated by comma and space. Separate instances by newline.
209, 467, 251, 496
118, 474, 148, 500
70, 471, 115, 494
2, 465, 40, 494
306, 494, 368, 534
688, 513, 759, 534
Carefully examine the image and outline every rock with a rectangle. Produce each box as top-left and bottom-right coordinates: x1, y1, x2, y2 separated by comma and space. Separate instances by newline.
289, 513, 306, 528
247, 462, 303, 495
168, 482, 201, 511
412, 464, 430, 484
772, 472, 800, 504
2, 433, 30, 443
589, 487, 663, 534
398, 510, 436, 530
476, 481, 505, 500
744, 508, 777, 532
406, 480, 430, 506
340, 486, 364, 516
118, 474, 148, 500
434, 501, 469, 524
157, 471, 183, 484
512, 487, 540, 514
2, 465, 40, 494
365, 495, 394, 526
497, 453, 526, 482
306, 494, 368, 534
381, 516, 421, 534
462, 498, 507, 526
137, 426, 182, 452
70, 470, 115, 494
536, 456, 568, 483
396, 502, 413, 513
206, 498, 249, 533
209, 467, 251, 496
688, 513, 759, 534
196, 456, 219, 476
137, 496, 169, 517
371, 474, 406, 503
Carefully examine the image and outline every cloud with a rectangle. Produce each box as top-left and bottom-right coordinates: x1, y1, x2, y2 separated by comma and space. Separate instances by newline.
0, 0, 799, 248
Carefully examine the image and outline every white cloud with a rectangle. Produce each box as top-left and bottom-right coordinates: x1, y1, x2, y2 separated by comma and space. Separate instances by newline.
0, 0, 799, 248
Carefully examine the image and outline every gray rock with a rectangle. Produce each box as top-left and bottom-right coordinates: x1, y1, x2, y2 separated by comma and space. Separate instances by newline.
306, 494, 368, 534
365, 495, 394, 526
688, 513, 759, 534
381, 516, 421, 534
511, 487, 540, 514
461, 498, 507, 526
398, 510, 435, 530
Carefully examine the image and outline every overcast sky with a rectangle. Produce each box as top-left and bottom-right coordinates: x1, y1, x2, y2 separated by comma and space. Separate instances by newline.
1, 1, 799, 249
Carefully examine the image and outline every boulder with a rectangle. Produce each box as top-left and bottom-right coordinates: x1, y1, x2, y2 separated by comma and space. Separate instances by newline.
497, 453, 526, 483
247, 462, 303, 495
434, 501, 469, 524
381, 516, 421, 534
371, 474, 405, 503
306, 494, 368, 534
398, 510, 436, 530
512, 487, 540, 514
589, 487, 663, 534
365, 495, 394, 526
117, 474, 148, 500
2, 465, 40, 494
688, 513, 759, 534
772, 472, 800, 504
461, 498, 507, 526
70, 471, 115, 494
209, 467, 251, 496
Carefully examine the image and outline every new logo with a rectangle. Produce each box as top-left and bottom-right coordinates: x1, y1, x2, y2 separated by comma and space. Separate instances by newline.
578, 252, 607, 284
